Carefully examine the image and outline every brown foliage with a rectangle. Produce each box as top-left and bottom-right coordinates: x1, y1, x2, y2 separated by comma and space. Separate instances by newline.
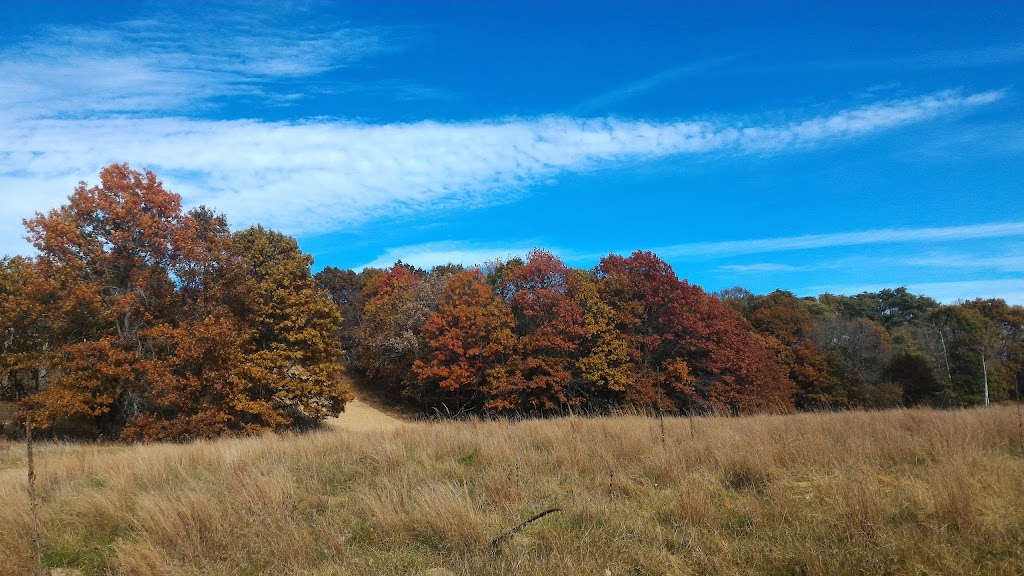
10, 165, 351, 440
597, 251, 796, 414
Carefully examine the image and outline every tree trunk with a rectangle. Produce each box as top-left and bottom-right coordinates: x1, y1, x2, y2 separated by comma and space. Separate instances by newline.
981, 347, 989, 407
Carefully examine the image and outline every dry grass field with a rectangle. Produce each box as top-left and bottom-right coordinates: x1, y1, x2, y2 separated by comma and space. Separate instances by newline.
2, 405, 1024, 575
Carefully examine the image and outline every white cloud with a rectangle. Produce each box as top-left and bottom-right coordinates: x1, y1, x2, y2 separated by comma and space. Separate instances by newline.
826, 42, 1024, 70
357, 241, 549, 270
0, 8, 390, 120
657, 221, 1024, 259
900, 253, 1024, 273
0, 90, 1004, 256
714, 251, 1024, 277
718, 263, 804, 273
359, 222, 1024, 273
800, 279, 1024, 305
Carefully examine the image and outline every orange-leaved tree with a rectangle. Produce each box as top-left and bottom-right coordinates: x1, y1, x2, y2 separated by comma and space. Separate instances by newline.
413, 270, 517, 413
16, 164, 351, 439
22, 164, 181, 436
0, 257, 57, 406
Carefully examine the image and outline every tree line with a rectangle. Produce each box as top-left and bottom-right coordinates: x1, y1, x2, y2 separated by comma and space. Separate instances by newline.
2, 165, 1022, 440
320, 254, 1023, 416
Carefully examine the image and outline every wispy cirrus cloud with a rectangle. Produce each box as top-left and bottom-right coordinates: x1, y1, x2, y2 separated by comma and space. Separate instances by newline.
719, 255, 1024, 276
0, 12, 1010, 257
357, 241, 560, 270
718, 263, 805, 273
575, 55, 742, 112
901, 253, 1024, 272
658, 221, 1024, 259
0, 90, 1004, 256
0, 7, 395, 120
822, 42, 1024, 71
360, 222, 1024, 270
799, 279, 1024, 305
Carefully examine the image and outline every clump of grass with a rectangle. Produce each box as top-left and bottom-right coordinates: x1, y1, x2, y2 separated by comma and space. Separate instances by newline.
2, 406, 1024, 575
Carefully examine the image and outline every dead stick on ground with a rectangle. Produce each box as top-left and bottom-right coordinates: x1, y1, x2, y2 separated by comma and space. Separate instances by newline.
27, 412, 45, 576
490, 508, 562, 550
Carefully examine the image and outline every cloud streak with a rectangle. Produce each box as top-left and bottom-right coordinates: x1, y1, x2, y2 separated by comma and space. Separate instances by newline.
799, 279, 1024, 305
822, 42, 1024, 71
357, 241, 555, 270
0, 90, 1004, 256
359, 222, 1024, 270
657, 221, 1024, 259
575, 55, 741, 112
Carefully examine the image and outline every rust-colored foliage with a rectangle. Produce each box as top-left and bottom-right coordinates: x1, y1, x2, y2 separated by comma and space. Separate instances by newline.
597, 251, 796, 414
414, 270, 517, 412
495, 250, 588, 410
13, 165, 351, 440
743, 291, 837, 410
412, 252, 796, 416
13, 169, 1020, 429
0, 257, 57, 403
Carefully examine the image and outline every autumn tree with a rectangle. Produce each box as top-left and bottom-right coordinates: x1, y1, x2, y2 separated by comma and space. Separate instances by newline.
413, 270, 518, 413
219, 226, 352, 431
0, 257, 56, 405
491, 250, 590, 410
596, 252, 795, 414
566, 268, 634, 408
353, 264, 453, 399
22, 164, 182, 436
595, 252, 697, 409
741, 291, 836, 410
14, 164, 351, 439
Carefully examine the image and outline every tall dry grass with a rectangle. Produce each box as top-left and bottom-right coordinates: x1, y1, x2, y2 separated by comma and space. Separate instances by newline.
1, 406, 1023, 575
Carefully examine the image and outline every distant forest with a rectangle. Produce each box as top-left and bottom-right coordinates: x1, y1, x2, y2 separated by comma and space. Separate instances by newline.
2, 165, 1022, 440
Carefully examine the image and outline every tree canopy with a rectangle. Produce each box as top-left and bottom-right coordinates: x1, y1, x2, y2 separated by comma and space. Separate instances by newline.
2, 164, 351, 440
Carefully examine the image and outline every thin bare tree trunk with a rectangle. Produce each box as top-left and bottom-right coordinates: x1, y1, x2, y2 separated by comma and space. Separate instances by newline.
981, 348, 989, 407
26, 412, 46, 576
936, 328, 952, 384
659, 409, 666, 453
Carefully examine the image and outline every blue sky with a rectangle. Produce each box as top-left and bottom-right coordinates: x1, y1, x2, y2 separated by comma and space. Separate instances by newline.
1, 2, 1021, 303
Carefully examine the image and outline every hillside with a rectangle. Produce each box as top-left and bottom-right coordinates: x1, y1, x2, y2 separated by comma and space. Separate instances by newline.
3, 406, 1024, 575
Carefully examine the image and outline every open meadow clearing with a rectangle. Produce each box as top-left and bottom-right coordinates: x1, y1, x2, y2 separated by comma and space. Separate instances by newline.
2, 405, 1023, 575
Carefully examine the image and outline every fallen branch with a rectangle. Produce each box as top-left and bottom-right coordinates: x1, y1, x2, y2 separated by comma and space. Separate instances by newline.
490, 508, 562, 550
